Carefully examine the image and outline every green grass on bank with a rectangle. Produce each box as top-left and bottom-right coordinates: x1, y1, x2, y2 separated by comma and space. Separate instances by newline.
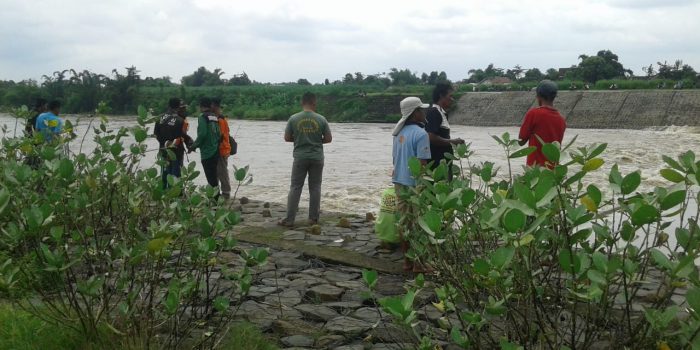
0, 303, 279, 350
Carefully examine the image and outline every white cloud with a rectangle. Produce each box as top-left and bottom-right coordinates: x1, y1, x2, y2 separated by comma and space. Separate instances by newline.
0, 0, 698, 83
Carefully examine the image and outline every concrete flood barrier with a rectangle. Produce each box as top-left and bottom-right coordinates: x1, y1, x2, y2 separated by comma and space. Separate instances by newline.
450, 90, 700, 128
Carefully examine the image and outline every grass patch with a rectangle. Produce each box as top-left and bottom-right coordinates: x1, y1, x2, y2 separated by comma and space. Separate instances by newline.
219, 322, 279, 350
0, 303, 86, 350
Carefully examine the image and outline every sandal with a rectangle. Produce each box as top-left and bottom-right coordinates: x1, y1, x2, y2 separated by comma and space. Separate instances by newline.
277, 219, 294, 228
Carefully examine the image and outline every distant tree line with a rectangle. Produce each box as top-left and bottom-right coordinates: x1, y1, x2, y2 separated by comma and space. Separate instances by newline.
0, 49, 697, 114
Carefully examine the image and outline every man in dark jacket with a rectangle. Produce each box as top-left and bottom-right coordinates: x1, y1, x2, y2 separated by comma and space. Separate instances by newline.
154, 98, 193, 188
424, 83, 464, 181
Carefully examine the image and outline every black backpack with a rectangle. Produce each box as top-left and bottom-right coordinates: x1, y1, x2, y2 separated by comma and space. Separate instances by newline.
229, 136, 237, 155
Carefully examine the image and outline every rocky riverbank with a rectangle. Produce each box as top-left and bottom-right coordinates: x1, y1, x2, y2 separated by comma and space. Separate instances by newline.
222, 198, 692, 349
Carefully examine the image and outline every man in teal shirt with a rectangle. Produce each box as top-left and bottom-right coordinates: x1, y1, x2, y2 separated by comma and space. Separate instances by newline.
279, 92, 332, 227
190, 97, 221, 192
35, 100, 64, 142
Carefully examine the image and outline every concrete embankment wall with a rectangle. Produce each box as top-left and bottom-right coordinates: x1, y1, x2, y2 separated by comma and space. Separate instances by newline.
449, 91, 700, 128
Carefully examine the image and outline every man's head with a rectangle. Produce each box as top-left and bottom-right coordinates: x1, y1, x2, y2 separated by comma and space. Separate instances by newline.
169, 98, 188, 116
432, 83, 454, 109
211, 97, 223, 115
35, 98, 48, 112
199, 97, 212, 112
301, 92, 317, 111
48, 100, 61, 115
392, 97, 430, 136
536, 80, 558, 105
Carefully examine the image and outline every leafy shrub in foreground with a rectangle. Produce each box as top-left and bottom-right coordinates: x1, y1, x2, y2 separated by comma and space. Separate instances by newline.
0, 105, 266, 349
374, 133, 700, 349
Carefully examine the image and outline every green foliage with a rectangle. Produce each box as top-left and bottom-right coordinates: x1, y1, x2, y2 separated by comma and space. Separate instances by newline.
0, 107, 265, 348
0, 303, 88, 350
388, 133, 700, 349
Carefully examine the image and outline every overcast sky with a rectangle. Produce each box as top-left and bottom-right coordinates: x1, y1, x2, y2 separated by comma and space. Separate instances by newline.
1, 0, 698, 83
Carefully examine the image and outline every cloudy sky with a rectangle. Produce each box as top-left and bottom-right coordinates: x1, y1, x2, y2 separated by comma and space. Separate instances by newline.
1, 0, 698, 83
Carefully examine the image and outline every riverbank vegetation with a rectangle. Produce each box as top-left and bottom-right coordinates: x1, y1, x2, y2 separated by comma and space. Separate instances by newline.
1, 50, 697, 121
0, 106, 276, 349
363, 134, 700, 349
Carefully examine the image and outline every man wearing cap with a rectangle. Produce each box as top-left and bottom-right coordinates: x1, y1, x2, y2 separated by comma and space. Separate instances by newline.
279, 92, 332, 227
518, 80, 567, 167
392, 96, 431, 271
154, 97, 194, 188
425, 83, 464, 181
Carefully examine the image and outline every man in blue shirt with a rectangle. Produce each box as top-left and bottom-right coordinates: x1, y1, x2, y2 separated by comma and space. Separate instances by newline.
392, 96, 431, 271
35, 100, 64, 142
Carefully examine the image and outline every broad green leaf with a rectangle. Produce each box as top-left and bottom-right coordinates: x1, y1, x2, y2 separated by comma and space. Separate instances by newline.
621, 171, 641, 195
588, 143, 608, 159
559, 249, 581, 274
609, 164, 623, 187
503, 209, 526, 233
592, 252, 608, 273
461, 189, 476, 206
517, 234, 535, 247
587, 269, 607, 285
662, 155, 685, 172
650, 249, 672, 270
534, 172, 555, 201
513, 183, 535, 209
362, 269, 378, 289
581, 195, 598, 212
541, 143, 560, 163
110, 142, 123, 157
686, 287, 700, 313
0, 188, 10, 216
473, 259, 490, 275
631, 204, 659, 226
133, 128, 148, 143
582, 158, 604, 172
660, 190, 686, 210
213, 296, 230, 312
137, 105, 148, 119
418, 210, 442, 236
490, 247, 515, 269
587, 184, 602, 205
660, 168, 685, 183
408, 157, 422, 177
509, 146, 536, 159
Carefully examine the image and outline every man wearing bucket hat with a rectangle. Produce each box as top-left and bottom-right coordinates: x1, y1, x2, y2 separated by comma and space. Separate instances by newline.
518, 80, 567, 168
392, 96, 431, 271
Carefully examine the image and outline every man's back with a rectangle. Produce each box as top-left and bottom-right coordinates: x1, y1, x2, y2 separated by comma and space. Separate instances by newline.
35, 112, 63, 141
519, 106, 566, 166
286, 111, 329, 161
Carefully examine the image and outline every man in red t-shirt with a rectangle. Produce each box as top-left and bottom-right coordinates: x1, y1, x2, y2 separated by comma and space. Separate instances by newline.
518, 80, 566, 167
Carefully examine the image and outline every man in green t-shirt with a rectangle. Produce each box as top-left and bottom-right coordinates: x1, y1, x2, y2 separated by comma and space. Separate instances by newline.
190, 97, 221, 193
279, 92, 332, 227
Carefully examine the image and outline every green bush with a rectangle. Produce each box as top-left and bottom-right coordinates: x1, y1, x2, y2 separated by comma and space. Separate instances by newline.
375, 134, 700, 349
0, 105, 266, 349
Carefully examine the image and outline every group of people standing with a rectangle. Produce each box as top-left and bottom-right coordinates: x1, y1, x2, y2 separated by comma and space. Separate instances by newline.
388, 80, 566, 271
154, 97, 235, 198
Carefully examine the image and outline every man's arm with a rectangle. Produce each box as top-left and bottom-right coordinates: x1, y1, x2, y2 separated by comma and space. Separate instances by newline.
191, 116, 206, 150
284, 120, 294, 142
322, 126, 332, 144
425, 110, 464, 146
518, 112, 533, 146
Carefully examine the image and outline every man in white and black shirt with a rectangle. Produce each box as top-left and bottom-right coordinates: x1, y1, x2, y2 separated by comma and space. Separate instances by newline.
424, 83, 464, 181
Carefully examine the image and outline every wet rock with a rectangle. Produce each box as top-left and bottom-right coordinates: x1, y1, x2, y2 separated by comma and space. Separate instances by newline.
371, 343, 414, 350
273, 318, 319, 336
275, 257, 310, 269
324, 316, 373, 334
248, 285, 279, 299
374, 275, 406, 296
265, 289, 302, 307
352, 307, 384, 323
263, 202, 270, 208
281, 335, 314, 347
315, 334, 346, 348
335, 345, 364, 350
240, 197, 250, 204
288, 274, 328, 290
337, 217, 352, 228
262, 208, 272, 217
282, 230, 306, 241
335, 280, 366, 290
324, 301, 363, 312
307, 284, 345, 302
295, 304, 340, 322
323, 270, 360, 283
261, 278, 291, 288
366, 212, 376, 221
369, 323, 415, 343
235, 300, 276, 330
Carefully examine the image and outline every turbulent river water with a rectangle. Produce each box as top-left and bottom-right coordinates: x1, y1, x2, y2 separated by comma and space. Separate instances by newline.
2, 114, 700, 216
